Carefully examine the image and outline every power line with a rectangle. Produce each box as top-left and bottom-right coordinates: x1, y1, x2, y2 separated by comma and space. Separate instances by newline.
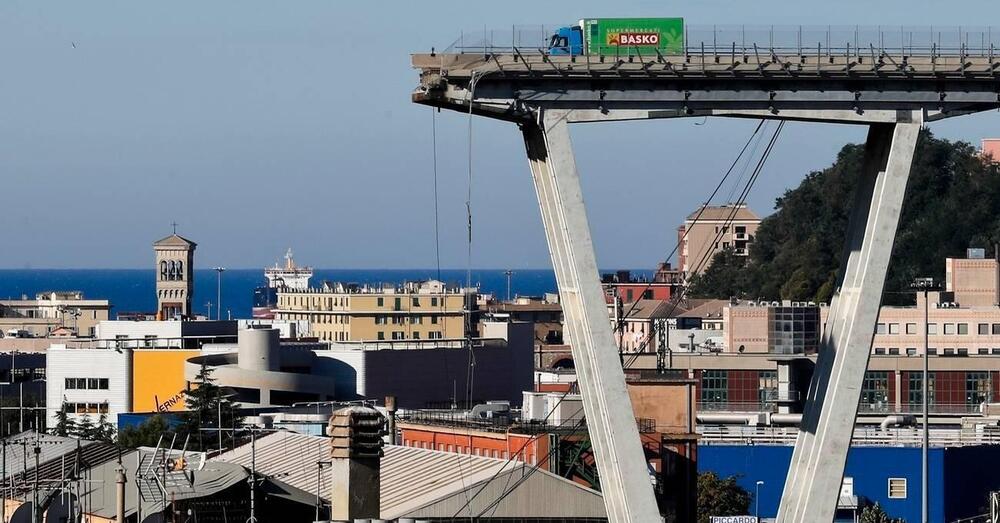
613, 119, 766, 351
431, 108, 442, 281
623, 120, 786, 367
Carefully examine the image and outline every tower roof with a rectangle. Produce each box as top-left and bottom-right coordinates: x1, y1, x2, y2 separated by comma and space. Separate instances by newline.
153, 234, 197, 248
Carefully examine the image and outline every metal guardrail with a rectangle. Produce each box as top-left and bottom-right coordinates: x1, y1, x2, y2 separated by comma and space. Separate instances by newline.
399, 410, 658, 434
444, 24, 1000, 57
699, 425, 1000, 447
698, 401, 777, 413
699, 400, 983, 415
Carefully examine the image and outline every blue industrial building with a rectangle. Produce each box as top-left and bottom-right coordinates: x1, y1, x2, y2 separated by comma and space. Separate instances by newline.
699, 444, 1000, 522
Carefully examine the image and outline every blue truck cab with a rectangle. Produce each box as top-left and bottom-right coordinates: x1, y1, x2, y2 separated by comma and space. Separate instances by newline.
548, 25, 584, 55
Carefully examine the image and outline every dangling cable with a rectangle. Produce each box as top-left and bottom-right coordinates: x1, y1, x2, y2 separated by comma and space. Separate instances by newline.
432, 108, 442, 282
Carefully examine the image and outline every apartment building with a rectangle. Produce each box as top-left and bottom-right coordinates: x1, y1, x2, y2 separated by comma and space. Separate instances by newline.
601, 263, 683, 303
275, 280, 472, 342
677, 203, 761, 277
0, 291, 110, 338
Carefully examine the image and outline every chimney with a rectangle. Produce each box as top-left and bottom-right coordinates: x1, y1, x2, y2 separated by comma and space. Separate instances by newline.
385, 395, 398, 446
328, 406, 385, 522
116, 465, 126, 522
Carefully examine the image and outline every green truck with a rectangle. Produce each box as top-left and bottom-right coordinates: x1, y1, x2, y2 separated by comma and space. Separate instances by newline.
548, 18, 685, 56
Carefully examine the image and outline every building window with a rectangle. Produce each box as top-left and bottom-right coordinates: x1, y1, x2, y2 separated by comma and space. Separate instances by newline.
966, 372, 991, 407
928, 323, 937, 335
906, 347, 917, 356
875, 323, 887, 335
431, 297, 439, 307
412, 297, 420, 307
993, 348, 1000, 355
888, 478, 907, 499
700, 370, 728, 405
860, 371, 889, 413
944, 323, 955, 335
758, 371, 777, 407
980, 323, 990, 335
927, 348, 937, 355
888, 348, 900, 355
908, 372, 934, 408
958, 348, 969, 356
377, 297, 384, 307
377, 332, 385, 340
874, 347, 886, 355
888, 323, 900, 335
906, 323, 917, 335
978, 348, 989, 355
993, 324, 1000, 335
958, 323, 969, 335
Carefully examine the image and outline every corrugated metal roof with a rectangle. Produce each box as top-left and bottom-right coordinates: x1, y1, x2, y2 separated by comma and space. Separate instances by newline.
0, 431, 97, 481
214, 431, 605, 520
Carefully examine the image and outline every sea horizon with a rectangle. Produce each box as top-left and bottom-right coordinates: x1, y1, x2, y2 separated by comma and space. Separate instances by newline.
0, 268, 654, 319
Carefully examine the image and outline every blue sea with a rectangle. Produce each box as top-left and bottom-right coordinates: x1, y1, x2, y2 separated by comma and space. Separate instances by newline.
0, 269, 567, 318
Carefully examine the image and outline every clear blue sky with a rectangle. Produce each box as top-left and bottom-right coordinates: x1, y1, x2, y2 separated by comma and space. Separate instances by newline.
2, 1, 998, 269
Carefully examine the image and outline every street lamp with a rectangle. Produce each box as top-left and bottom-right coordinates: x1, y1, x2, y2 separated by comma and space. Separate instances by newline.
214, 267, 226, 320
755, 480, 764, 520
911, 276, 939, 523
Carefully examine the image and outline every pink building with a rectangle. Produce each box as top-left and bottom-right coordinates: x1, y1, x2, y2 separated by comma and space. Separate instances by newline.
677, 204, 761, 278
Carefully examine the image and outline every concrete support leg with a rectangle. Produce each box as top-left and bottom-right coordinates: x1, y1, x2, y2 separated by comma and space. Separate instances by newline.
522, 109, 661, 523
777, 121, 921, 522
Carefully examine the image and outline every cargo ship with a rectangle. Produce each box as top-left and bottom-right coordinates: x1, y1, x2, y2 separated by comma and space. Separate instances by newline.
251, 249, 313, 319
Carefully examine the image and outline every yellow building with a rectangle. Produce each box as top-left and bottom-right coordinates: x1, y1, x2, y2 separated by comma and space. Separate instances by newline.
275, 280, 473, 342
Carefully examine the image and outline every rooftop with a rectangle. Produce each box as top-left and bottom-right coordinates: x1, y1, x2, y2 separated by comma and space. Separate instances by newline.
153, 233, 197, 248
685, 203, 761, 222
215, 430, 606, 520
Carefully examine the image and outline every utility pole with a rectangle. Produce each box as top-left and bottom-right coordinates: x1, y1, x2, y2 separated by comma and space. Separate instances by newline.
913, 276, 938, 523
214, 267, 226, 321
247, 430, 257, 523
218, 396, 223, 452
32, 438, 39, 523
1, 438, 6, 523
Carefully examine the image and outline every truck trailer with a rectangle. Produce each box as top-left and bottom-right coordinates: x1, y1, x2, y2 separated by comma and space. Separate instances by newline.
548, 18, 685, 56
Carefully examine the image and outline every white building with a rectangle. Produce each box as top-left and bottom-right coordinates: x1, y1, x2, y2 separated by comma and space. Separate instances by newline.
46, 345, 132, 426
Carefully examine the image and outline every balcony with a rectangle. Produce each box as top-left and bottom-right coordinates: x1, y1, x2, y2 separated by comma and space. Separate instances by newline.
733, 248, 749, 256
734, 232, 750, 241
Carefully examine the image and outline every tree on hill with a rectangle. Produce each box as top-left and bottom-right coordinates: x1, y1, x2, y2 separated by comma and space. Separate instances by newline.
697, 472, 751, 523
688, 130, 1000, 303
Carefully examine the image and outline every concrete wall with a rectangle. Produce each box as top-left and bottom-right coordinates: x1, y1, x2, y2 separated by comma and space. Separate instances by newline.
946, 257, 999, 307
627, 379, 696, 434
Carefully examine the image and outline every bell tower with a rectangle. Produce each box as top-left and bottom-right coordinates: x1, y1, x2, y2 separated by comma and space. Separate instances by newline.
154, 226, 196, 319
